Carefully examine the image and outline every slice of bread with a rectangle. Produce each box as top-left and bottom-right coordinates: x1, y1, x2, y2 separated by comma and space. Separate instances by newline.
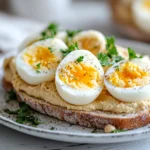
3, 78, 150, 130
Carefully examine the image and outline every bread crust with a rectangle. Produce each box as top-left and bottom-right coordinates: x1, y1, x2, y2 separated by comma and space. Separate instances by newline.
3, 78, 150, 130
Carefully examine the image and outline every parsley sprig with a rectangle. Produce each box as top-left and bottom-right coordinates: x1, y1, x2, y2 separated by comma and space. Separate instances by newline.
40, 23, 59, 40
48, 47, 54, 53
4, 102, 41, 127
61, 43, 79, 57
66, 30, 81, 38
76, 56, 84, 63
111, 129, 125, 133
97, 37, 124, 67
128, 47, 143, 60
36, 63, 41, 73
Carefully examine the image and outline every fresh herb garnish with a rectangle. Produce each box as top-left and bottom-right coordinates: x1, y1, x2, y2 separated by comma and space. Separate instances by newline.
128, 47, 143, 60
97, 37, 124, 66
40, 23, 59, 40
4, 102, 41, 126
36, 63, 41, 69
114, 65, 119, 71
6, 90, 17, 102
36, 70, 41, 73
66, 30, 81, 38
50, 127, 55, 130
97, 53, 112, 66
48, 47, 54, 53
61, 43, 79, 57
76, 56, 84, 63
36, 63, 41, 73
111, 129, 125, 133
91, 129, 98, 133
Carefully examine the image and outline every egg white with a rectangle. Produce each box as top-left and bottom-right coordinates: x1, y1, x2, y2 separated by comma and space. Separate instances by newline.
55, 50, 104, 105
16, 38, 68, 85
18, 31, 68, 52
104, 60, 150, 102
132, 0, 150, 33
72, 30, 106, 55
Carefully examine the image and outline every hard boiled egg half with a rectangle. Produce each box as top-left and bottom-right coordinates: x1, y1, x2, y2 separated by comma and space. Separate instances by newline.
132, 0, 150, 33
16, 38, 67, 85
104, 59, 150, 102
55, 50, 104, 105
18, 31, 67, 52
72, 30, 106, 56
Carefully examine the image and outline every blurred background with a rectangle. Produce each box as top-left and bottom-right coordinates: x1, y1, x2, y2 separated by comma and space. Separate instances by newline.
0, 0, 150, 54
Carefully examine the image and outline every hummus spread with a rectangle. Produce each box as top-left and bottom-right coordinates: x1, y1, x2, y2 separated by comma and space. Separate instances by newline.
3, 57, 150, 114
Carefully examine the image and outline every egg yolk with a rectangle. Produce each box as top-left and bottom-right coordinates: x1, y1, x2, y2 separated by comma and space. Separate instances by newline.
107, 62, 150, 88
23, 46, 58, 70
59, 62, 101, 89
143, 0, 150, 9
75, 37, 100, 56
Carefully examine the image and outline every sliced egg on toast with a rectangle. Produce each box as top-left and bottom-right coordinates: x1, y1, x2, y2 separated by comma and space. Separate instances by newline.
55, 50, 104, 105
72, 30, 106, 56
16, 38, 67, 85
104, 59, 150, 102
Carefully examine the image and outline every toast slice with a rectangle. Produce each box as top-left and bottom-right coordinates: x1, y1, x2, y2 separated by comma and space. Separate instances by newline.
3, 78, 150, 130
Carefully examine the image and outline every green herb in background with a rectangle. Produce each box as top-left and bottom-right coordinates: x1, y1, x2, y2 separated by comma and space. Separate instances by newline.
40, 23, 59, 40
61, 43, 79, 57
128, 47, 143, 60
4, 102, 41, 127
76, 56, 84, 63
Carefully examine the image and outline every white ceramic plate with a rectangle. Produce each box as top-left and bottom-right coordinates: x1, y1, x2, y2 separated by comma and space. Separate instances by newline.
0, 38, 150, 144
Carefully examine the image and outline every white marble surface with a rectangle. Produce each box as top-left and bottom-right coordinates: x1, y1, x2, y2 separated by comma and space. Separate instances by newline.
0, 124, 150, 150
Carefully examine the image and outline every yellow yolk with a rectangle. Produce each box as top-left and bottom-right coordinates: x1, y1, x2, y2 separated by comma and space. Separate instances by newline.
23, 46, 58, 70
76, 37, 100, 56
59, 62, 101, 89
143, 0, 150, 9
108, 62, 150, 88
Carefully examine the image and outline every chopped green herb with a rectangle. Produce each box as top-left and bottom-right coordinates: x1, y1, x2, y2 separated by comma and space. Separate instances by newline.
48, 47, 54, 53
40, 23, 59, 40
114, 65, 119, 71
128, 47, 143, 60
91, 129, 98, 133
61, 43, 79, 57
50, 127, 55, 130
6, 90, 16, 102
36, 70, 41, 73
66, 30, 81, 38
97, 37, 124, 66
36, 63, 41, 69
97, 53, 112, 67
76, 56, 84, 63
111, 129, 125, 133
4, 102, 41, 127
